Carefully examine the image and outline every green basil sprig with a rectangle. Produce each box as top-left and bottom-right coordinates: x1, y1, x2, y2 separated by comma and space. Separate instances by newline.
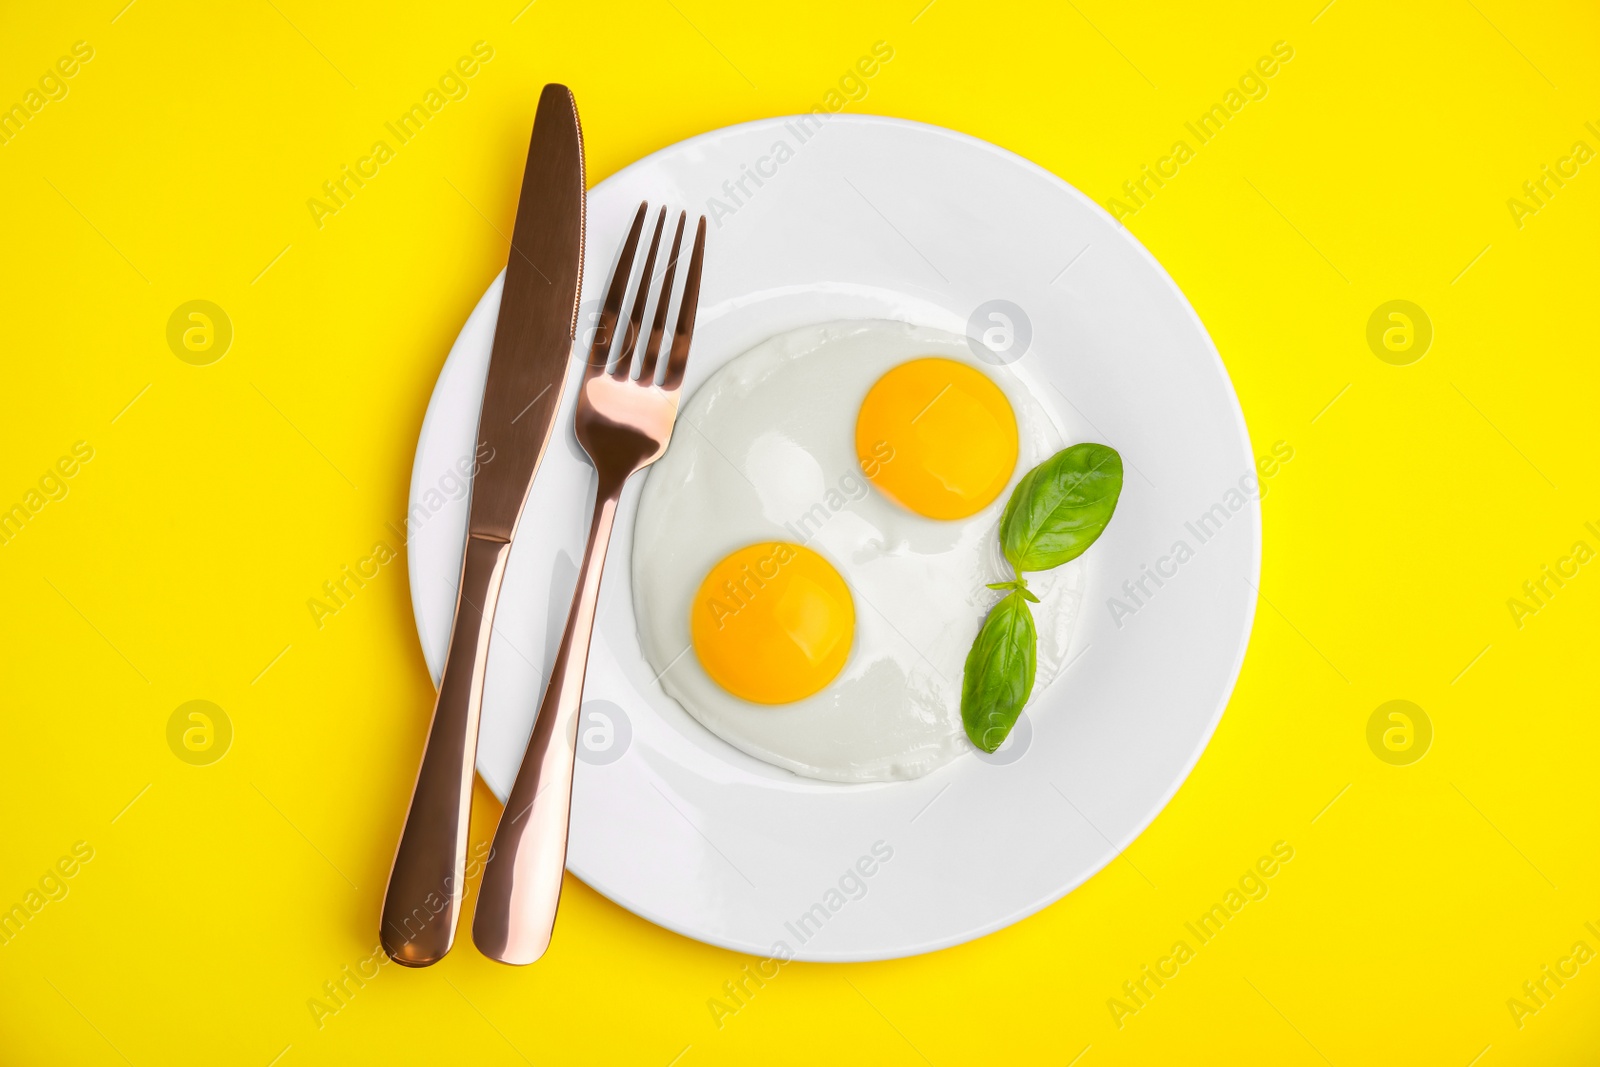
962, 443, 1123, 752
962, 590, 1037, 753
999, 442, 1125, 570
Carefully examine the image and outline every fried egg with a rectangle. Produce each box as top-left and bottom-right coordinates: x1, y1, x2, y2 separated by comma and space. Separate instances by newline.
631, 320, 1083, 782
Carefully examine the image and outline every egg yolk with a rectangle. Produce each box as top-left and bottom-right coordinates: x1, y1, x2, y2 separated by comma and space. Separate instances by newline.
854, 357, 1019, 520
690, 542, 855, 704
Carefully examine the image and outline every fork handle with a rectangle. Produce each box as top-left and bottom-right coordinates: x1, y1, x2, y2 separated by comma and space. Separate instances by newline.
473, 474, 625, 964
381, 533, 510, 966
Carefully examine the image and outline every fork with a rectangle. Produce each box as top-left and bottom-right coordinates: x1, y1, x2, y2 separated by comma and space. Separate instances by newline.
472, 202, 707, 965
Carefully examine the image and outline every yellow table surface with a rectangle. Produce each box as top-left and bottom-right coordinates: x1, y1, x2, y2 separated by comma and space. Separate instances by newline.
3, 1, 1597, 1063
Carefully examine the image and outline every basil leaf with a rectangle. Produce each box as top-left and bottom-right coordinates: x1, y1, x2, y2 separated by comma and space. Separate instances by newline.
999, 443, 1124, 572
961, 590, 1038, 753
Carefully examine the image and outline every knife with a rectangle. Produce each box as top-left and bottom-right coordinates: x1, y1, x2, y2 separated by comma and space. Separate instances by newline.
380, 83, 585, 967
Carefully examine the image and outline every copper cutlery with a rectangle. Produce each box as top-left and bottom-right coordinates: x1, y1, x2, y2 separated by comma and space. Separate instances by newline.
473, 202, 708, 965
380, 83, 586, 967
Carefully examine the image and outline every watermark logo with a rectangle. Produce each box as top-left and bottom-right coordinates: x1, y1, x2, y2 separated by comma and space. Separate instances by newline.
705, 41, 895, 228
1507, 527, 1597, 629
392, 442, 495, 547
575, 296, 606, 355
1366, 700, 1431, 766
1366, 300, 1431, 366
307, 943, 392, 1030
166, 300, 232, 366
307, 42, 495, 230
1, 440, 94, 548
1105, 41, 1295, 221
575, 700, 632, 766
781, 466, 874, 545
1508, 927, 1599, 1030
1507, 126, 1598, 230
306, 540, 399, 630
1108, 840, 1294, 1028
965, 299, 1032, 365
1108, 442, 1294, 629
708, 840, 894, 1030
0, 841, 94, 948
1, 40, 94, 148
973, 709, 1032, 765
167, 700, 232, 766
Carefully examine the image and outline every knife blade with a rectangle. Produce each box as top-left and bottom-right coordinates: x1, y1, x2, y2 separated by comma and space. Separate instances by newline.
380, 83, 585, 967
472, 85, 587, 540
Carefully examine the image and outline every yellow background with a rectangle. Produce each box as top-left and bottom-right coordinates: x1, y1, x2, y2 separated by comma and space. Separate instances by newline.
2, 0, 1597, 1063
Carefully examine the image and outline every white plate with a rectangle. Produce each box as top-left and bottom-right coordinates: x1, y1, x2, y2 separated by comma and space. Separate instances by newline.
407, 115, 1259, 961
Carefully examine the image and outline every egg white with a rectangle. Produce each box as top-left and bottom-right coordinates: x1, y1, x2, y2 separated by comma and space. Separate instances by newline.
631, 320, 1084, 782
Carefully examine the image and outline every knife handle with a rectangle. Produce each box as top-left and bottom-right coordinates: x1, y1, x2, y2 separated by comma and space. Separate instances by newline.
473, 479, 622, 964
380, 533, 510, 966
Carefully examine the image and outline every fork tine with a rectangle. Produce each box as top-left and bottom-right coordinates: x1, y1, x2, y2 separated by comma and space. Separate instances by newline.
585, 202, 648, 381
638, 211, 687, 384
614, 207, 666, 379
661, 216, 707, 393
